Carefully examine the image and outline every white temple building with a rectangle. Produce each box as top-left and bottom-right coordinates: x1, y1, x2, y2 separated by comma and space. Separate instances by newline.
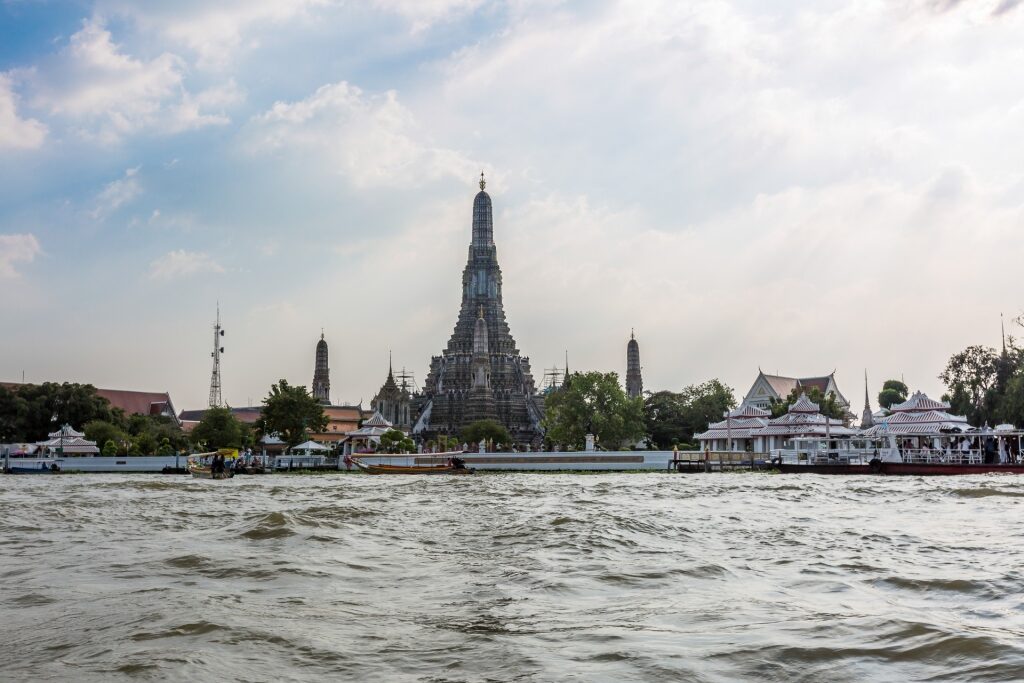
751, 393, 856, 452
694, 404, 771, 452
861, 392, 969, 436
743, 370, 850, 414
36, 425, 99, 456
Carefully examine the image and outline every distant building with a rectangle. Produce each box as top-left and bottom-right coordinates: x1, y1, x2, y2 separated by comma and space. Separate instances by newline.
695, 404, 771, 452
95, 388, 179, 425
2, 382, 179, 426
312, 333, 330, 405
371, 359, 412, 430
626, 330, 642, 399
743, 370, 850, 414
179, 404, 368, 445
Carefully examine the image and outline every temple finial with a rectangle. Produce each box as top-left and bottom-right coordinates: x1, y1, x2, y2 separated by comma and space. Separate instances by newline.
631, 328, 635, 340
478, 304, 485, 319
479, 171, 486, 191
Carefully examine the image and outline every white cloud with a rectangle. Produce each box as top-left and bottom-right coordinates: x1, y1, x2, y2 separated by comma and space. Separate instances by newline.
98, 0, 327, 69
149, 249, 225, 280
27, 19, 237, 142
0, 233, 42, 278
247, 80, 476, 188
0, 74, 47, 150
91, 167, 142, 219
373, 0, 483, 31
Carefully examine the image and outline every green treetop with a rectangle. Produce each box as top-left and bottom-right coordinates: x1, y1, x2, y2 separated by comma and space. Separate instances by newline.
543, 371, 645, 450
256, 379, 328, 448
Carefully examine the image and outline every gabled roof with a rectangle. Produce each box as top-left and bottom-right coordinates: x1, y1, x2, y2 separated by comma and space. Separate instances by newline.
789, 393, 820, 413
95, 388, 177, 421
730, 404, 771, 418
48, 424, 85, 439
362, 411, 393, 428
760, 373, 799, 399
890, 392, 951, 413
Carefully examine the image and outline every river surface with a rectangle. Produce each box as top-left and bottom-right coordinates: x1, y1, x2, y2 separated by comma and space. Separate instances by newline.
2, 473, 1024, 682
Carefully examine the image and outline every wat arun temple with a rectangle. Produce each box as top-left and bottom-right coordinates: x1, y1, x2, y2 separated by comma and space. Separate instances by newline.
411, 174, 545, 447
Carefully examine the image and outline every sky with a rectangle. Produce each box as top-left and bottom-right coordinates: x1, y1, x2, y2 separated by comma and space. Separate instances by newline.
1, 0, 1023, 413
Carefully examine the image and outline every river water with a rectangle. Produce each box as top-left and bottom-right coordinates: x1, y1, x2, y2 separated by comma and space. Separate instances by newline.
2, 472, 1024, 682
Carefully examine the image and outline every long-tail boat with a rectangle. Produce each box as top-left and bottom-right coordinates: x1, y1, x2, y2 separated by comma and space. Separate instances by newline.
350, 457, 474, 475
187, 450, 236, 479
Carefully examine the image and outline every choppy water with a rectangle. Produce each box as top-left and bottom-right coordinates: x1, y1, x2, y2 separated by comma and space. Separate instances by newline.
3, 473, 1024, 682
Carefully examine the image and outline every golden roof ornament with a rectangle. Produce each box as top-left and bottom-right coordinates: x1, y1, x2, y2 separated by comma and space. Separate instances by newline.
479, 171, 486, 191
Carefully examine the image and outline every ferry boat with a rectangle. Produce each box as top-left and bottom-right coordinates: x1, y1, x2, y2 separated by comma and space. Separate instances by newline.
773, 393, 1024, 476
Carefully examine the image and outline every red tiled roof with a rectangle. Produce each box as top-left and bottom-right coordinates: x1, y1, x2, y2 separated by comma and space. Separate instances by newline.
95, 388, 175, 419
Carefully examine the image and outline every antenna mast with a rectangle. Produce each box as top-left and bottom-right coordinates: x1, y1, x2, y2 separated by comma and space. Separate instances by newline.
208, 304, 225, 408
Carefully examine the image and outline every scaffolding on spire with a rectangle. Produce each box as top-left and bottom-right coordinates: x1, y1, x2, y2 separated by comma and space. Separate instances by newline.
208, 304, 225, 408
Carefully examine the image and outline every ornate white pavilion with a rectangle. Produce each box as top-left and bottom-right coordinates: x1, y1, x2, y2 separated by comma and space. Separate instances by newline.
36, 425, 99, 456
694, 404, 771, 452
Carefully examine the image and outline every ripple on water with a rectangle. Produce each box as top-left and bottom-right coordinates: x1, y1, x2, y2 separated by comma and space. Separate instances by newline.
5, 472, 1024, 682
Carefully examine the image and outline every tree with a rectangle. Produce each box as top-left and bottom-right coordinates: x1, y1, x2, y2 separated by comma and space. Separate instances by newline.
191, 406, 243, 450
379, 428, 416, 453
543, 371, 645, 450
5, 382, 119, 442
101, 440, 118, 456
256, 380, 328, 447
0, 385, 23, 442
461, 419, 511, 448
877, 379, 909, 409
769, 387, 846, 420
940, 345, 1000, 425
132, 431, 158, 455
156, 438, 175, 456
84, 420, 127, 451
644, 380, 737, 450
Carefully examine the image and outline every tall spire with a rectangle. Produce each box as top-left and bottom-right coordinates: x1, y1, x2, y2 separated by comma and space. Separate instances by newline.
860, 370, 873, 429
626, 330, 642, 398
472, 173, 493, 247
1002, 313, 1007, 354
313, 331, 330, 405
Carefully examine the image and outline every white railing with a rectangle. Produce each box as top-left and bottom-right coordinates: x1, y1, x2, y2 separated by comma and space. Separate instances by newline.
894, 448, 983, 464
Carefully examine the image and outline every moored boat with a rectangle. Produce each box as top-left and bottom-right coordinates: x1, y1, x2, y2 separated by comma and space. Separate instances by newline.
351, 457, 474, 475
774, 393, 1024, 476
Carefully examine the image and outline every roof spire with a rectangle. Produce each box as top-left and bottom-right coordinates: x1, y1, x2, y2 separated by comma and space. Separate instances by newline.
631, 328, 635, 340
388, 350, 393, 379
479, 171, 486, 191
1002, 313, 1007, 354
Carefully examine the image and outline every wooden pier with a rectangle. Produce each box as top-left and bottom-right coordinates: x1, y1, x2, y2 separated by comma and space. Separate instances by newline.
669, 451, 773, 473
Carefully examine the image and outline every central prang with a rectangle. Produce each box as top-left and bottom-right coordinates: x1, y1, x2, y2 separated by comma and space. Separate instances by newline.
412, 175, 545, 448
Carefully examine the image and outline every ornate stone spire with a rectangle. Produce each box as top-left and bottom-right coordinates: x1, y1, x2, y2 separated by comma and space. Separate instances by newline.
626, 330, 642, 399
312, 332, 330, 405
472, 173, 493, 247
415, 178, 542, 445
860, 370, 874, 429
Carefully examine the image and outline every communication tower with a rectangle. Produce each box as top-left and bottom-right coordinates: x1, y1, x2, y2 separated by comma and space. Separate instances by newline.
208, 304, 225, 408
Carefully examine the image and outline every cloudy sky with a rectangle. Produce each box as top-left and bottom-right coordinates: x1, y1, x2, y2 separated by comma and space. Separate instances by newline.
1, 0, 1022, 412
